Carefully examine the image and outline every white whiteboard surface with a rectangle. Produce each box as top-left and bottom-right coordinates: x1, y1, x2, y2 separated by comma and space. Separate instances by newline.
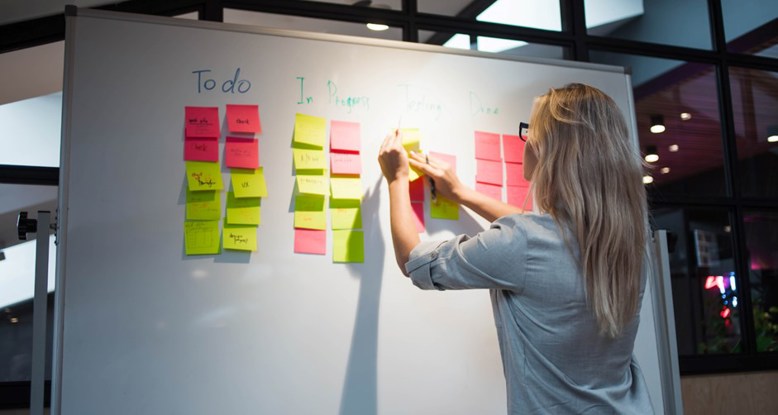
54, 9, 671, 415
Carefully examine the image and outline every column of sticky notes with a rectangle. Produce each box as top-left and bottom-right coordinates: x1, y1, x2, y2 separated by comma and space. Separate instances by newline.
292, 113, 329, 256
329, 120, 364, 263
502, 133, 533, 209
474, 131, 504, 202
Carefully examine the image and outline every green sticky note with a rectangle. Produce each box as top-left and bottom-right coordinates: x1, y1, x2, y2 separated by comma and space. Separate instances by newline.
330, 177, 363, 200
184, 220, 221, 255
226, 191, 260, 225
223, 223, 257, 252
333, 230, 364, 263
293, 113, 327, 149
293, 148, 327, 170
430, 196, 459, 220
231, 167, 268, 198
186, 161, 224, 191
186, 189, 221, 220
294, 194, 326, 230
400, 128, 423, 182
296, 174, 328, 196
330, 199, 362, 230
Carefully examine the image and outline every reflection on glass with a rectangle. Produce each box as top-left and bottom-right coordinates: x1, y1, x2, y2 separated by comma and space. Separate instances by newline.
419, 0, 561, 31
476, 37, 567, 60
722, 2, 778, 58
653, 208, 740, 355
743, 210, 778, 352
584, 0, 711, 49
729, 67, 778, 199
590, 52, 725, 198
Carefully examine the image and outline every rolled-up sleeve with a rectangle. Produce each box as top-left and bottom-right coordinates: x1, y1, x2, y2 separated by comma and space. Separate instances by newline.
404, 216, 527, 292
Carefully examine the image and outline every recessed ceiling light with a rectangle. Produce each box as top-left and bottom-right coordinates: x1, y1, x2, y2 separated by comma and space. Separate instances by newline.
650, 115, 665, 134
668, 144, 679, 152
660, 167, 671, 174
768, 135, 778, 143
680, 112, 692, 121
366, 23, 389, 31
643, 175, 654, 184
644, 145, 659, 163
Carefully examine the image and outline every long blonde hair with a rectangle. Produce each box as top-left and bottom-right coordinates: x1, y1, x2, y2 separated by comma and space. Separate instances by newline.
528, 83, 647, 338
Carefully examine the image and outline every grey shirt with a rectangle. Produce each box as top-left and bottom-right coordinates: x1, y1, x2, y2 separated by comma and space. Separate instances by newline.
405, 213, 654, 414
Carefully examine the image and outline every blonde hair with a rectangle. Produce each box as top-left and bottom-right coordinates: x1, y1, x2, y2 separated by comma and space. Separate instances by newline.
528, 83, 647, 338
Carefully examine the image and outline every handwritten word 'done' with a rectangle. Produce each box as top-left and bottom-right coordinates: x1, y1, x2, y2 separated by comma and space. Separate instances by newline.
193, 68, 252, 94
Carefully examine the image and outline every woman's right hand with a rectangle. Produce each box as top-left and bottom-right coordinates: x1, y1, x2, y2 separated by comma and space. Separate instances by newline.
408, 151, 467, 203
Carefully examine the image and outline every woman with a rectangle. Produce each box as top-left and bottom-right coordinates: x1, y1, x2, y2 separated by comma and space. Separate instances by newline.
378, 83, 654, 414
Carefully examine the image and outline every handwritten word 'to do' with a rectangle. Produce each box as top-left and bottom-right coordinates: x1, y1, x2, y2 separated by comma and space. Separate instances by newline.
192, 68, 252, 94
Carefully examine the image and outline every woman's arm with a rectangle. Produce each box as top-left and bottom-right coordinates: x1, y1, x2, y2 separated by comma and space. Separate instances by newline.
408, 152, 524, 222
378, 130, 421, 275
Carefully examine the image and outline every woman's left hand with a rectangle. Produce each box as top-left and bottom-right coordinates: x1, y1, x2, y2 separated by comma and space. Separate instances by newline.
378, 129, 409, 183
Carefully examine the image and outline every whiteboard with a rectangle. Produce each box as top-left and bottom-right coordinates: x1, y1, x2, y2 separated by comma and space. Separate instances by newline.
54, 9, 674, 415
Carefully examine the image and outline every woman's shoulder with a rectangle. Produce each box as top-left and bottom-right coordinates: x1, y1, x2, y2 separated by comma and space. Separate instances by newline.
494, 212, 557, 231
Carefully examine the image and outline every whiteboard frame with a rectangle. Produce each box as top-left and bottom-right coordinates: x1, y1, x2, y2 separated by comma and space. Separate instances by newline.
51, 7, 679, 414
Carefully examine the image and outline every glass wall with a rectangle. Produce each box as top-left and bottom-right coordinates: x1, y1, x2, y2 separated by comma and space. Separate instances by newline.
743, 210, 778, 353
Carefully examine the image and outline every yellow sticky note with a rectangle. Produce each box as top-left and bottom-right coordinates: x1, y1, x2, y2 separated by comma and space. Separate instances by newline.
184, 220, 221, 255
226, 191, 260, 225
231, 167, 268, 198
294, 194, 326, 230
296, 174, 328, 196
293, 148, 327, 171
333, 230, 364, 263
223, 223, 257, 252
430, 197, 459, 220
401, 128, 423, 182
186, 189, 221, 221
293, 113, 327, 149
186, 161, 224, 191
330, 177, 363, 200
330, 199, 361, 229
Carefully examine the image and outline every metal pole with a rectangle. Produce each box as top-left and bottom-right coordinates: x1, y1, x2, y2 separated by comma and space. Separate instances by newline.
30, 211, 51, 415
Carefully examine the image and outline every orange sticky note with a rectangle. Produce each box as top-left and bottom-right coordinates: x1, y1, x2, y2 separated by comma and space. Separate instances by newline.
330, 120, 361, 152
503, 134, 525, 163
476, 182, 503, 201
185, 106, 219, 138
184, 138, 218, 162
330, 152, 361, 175
294, 229, 326, 255
429, 152, 456, 171
476, 159, 503, 185
474, 131, 501, 161
225, 137, 259, 169
226, 104, 261, 134
505, 162, 529, 186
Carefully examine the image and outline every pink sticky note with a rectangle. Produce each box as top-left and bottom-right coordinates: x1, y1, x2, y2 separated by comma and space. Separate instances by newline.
294, 229, 326, 255
225, 137, 259, 169
184, 138, 219, 162
226, 104, 261, 134
429, 152, 457, 171
474, 131, 501, 161
409, 177, 425, 202
505, 162, 529, 186
330, 120, 361, 153
503, 134, 525, 163
411, 202, 425, 233
476, 159, 503, 185
507, 185, 533, 209
476, 182, 503, 201
330, 152, 362, 175
185, 106, 219, 138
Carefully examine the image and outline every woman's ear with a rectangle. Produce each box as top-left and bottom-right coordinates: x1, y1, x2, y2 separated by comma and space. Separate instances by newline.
523, 142, 537, 181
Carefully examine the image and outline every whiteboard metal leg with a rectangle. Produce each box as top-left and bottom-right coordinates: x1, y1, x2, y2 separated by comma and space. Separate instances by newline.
30, 211, 51, 415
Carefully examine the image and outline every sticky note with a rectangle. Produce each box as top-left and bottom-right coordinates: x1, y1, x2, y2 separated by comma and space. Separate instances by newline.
330, 177, 363, 200
294, 228, 326, 255
184, 220, 220, 255
223, 223, 257, 251
411, 202, 425, 233
430, 197, 459, 220
333, 230, 364, 263
186, 161, 224, 191
330, 120, 361, 152
474, 131, 501, 161
184, 138, 219, 162
331, 199, 362, 230
505, 162, 529, 187
185, 106, 219, 138
186, 189, 221, 221
294, 113, 327, 149
476, 182, 503, 201
226, 104, 261, 134
503, 134, 525, 163
294, 194, 326, 230
226, 191, 260, 225
330, 152, 361, 175
476, 159, 504, 186
293, 148, 327, 171
401, 128, 423, 181
231, 167, 268, 198
409, 177, 425, 202
429, 151, 457, 171
225, 137, 259, 169
507, 185, 533, 210
296, 174, 328, 196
